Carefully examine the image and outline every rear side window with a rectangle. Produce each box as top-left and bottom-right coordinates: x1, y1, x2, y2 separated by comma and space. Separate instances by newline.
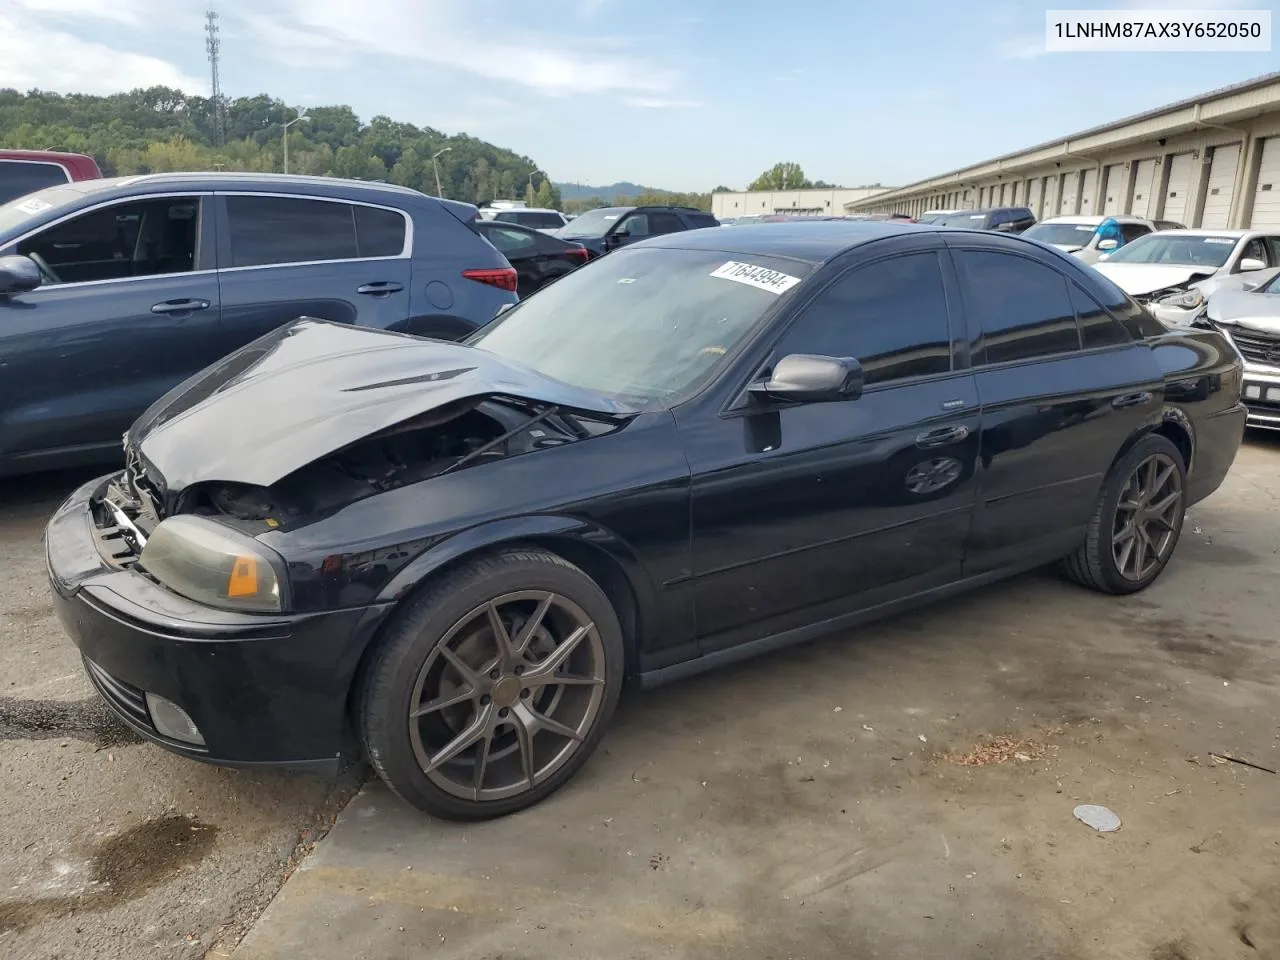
648, 212, 685, 235
225, 195, 358, 267
497, 211, 563, 229
483, 225, 538, 253
1070, 283, 1131, 349
0, 160, 71, 205
955, 250, 1079, 364
774, 252, 953, 386
687, 213, 719, 228
353, 205, 406, 257
1119, 223, 1150, 244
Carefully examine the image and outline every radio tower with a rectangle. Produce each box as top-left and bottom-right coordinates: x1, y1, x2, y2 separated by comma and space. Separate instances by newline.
205, 10, 225, 145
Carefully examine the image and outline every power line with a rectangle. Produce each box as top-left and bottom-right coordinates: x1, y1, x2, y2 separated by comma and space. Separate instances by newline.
205, 10, 225, 145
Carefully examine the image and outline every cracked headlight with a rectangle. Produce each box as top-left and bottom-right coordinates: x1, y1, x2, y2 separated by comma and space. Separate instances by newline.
1158, 288, 1205, 310
140, 515, 286, 613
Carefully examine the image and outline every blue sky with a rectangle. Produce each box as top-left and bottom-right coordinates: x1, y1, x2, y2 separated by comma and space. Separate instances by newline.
2, 0, 1276, 191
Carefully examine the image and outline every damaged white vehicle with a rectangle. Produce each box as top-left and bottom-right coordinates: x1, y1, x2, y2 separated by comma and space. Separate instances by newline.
1204, 265, 1280, 429
1092, 229, 1280, 328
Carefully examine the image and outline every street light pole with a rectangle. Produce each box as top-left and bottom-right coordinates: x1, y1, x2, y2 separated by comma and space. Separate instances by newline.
282, 113, 309, 174
431, 147, 452, 197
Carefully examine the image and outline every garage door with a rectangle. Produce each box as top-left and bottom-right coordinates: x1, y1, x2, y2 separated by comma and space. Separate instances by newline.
1198, 143, 1240, 229
1059, 173, 1079, 215
1080, 168, 1098, 214
1102, 164, 1126, 214
1250, 137, 1280, 228
1162, 153, 1195, 224
1044, 175, 1060, 215
1028, 178, 1043, 217
1132, 159, 1160, 216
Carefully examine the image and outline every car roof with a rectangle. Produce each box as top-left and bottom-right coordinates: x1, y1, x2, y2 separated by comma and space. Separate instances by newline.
1150, 228, 1250, 238
64, 171, 431, 201
489, 206, 562, 214
0, 149, 94, 162
640, 219, 945, 263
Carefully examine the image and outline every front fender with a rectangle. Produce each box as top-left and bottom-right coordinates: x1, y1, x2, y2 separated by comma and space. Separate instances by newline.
376, 514, 659, 615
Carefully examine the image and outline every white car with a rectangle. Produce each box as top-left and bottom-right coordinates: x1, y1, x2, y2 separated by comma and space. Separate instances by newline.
479, 206, 569, 232
1023, 215, 1158, 265
1091, 229, 1280, 327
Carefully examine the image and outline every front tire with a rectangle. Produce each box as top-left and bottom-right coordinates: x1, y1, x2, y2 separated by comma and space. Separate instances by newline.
359, 547, 624, 820
1060, 434, 1187, 595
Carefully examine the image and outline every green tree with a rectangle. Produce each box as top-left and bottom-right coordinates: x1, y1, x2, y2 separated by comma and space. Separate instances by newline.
748, 162, 811, 191
533, 178, 555, 208
712, 184, 732, 192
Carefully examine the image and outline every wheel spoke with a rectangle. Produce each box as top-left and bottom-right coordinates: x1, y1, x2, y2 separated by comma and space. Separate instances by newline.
439, 644, 484, 688
423, 703, 492, 773
472, 731, 492, 798
512, 711, 538, 788
1149, 491, 1181, 516
514, 701, 584, 742
1152, 462, 1176, 495
411, 684, 474, 718
486, 601, 517, 667
1132, 528, 1149, 577
524, 624, 593, 685
512, 593, 553, 657
1143, 458, 1158, 495
1116, 533, 1136, 574
545, 674, 605, 687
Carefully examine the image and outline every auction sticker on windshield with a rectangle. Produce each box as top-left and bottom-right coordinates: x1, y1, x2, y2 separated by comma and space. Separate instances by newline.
14, 197, 53, 215
710, 261, 802, 295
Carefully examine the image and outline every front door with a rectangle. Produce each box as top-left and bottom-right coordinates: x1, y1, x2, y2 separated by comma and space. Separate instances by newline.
0, 194, 222, 471
681, 240, 980, 653
213, 193, 413, 354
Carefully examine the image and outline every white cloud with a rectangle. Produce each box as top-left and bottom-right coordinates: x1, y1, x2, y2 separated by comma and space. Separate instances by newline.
0, 9, 205, 93
10, 0, 148, 24
245, 0, 680, 99
624, 97, 701, 109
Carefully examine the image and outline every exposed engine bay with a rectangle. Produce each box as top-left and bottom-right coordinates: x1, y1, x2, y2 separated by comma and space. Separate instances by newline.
101, 398, 622, 540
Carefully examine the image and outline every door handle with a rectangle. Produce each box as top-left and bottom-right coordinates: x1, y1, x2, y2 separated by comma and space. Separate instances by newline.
357, 281, 404, 296
151, 298, 211, 315
915, 424, 970, 449
1112, 391, 1153, 409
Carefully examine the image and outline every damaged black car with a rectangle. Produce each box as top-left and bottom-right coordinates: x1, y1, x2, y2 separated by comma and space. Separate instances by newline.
47, 222, 1246, 820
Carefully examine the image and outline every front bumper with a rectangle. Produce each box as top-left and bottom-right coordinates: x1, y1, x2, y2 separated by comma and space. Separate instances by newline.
1239, 363, 1280, 430
46, 475, 395, 774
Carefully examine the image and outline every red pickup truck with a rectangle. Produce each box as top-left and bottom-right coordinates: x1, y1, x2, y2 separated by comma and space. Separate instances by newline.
0, 150, 102, 205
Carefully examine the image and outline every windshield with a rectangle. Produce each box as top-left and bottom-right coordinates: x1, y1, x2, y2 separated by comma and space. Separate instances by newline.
1024, 222, 1099, 247
935, 211, 988, 228
557, 208, 627, 238
0, 185, 80, 238
1104, 233, 1237, 268
468, 247, 811, 404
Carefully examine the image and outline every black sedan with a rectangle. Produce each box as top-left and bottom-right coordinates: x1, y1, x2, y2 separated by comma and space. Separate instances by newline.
47, 221, 1246, 820
474, 219, 589, 299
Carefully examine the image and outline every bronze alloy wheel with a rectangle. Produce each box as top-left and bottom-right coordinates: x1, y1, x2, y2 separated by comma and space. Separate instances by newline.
407, 590, 607, 802
1111, 451, 1183, 582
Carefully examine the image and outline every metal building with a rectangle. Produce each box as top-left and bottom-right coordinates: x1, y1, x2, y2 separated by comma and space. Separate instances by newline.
712, 186, 890, 220
848, 71, 1280, 230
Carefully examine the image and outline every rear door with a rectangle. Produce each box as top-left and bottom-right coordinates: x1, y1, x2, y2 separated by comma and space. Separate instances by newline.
0, 192, 221, 468
213, 192, 413, 354
945, 237, 1164, 573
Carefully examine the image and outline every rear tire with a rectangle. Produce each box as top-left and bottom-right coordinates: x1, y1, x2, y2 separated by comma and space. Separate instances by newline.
1060, 434, 1187, 595
358, 546, 624, 820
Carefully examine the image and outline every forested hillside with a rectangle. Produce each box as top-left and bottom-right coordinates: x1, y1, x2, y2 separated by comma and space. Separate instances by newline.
0, 86, 561, 208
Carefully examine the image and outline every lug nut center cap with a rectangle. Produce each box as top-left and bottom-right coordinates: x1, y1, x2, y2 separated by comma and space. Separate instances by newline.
492, 677, 522, 707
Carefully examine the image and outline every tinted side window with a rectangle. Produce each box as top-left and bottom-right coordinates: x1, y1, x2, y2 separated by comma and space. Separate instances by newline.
618, 213, 650, 237
1071, 282, 1131, 349
955, 250, 1079, 364
483, 225, 537, 253
649, 212, 684, 235
1120, 223, 1150, 244
774, 252, 952, 386
354, 205, 406, 257
0, 161, 71, 205
226, 196, 358, 267
688, 213, 719, 228
18, 196, 199, 284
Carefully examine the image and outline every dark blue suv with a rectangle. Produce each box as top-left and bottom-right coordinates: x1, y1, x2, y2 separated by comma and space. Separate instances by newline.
0, 173, 517, 476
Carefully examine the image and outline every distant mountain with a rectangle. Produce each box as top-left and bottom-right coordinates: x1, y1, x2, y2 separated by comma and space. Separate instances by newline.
554, 181, 661, 202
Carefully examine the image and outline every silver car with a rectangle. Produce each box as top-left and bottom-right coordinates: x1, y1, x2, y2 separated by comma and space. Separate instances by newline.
1092, 229, 1280, 327
1206, 266, 1280, 430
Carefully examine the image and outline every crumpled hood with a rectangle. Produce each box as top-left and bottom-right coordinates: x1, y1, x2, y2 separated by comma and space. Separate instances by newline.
1091, 262, 1217, 296
129, 318, 635, 493
1207, 289, 1280, 331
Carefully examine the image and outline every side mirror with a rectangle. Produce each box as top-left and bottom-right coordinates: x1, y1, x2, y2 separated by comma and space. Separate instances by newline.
1241, 279, 1261, 292
1097, 238, 1119, 251
994, 221, 1016, 232
749, 354, 863, 405
0, 255, 41, 296
1240, 257, 1267, 273
1096, 253, 1111, 262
